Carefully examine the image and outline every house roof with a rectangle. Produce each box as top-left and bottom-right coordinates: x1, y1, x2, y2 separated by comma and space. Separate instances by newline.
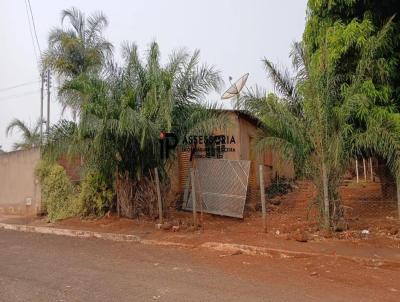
217, 109, 263, 128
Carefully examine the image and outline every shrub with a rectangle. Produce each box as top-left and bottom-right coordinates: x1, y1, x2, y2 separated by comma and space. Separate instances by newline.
36, 160, 114, 220
35, 160, 53, 183
35, 161, 81, 221
78, 170, 114, 217
35, 160, 53, 213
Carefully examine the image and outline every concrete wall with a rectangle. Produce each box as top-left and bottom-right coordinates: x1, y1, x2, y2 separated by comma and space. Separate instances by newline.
220, 112, 241, 160
238, 116, 294, 187
0, 148, 41, 215
168, 111, 295, 199
173, 112, 241, 194
238, 116, 265, 205
192, 111, 241, 161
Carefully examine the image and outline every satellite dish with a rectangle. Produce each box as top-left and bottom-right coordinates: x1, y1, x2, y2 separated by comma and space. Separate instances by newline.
221, 73, 249, 100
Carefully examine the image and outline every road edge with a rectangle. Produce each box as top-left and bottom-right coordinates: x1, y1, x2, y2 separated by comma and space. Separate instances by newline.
1, 222, 399, 269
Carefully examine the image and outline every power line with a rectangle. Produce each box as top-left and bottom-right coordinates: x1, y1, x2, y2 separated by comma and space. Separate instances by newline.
24, 0, 39, 62
0, 90, 40, 102
26, 0, 41, 54
0, 80, 40, 93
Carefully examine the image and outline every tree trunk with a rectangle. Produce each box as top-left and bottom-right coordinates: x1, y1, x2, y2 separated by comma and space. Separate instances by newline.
322, 162, 330, 228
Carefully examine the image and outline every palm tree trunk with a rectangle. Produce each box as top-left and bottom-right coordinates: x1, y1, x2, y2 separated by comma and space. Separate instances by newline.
322, 162, 330, 228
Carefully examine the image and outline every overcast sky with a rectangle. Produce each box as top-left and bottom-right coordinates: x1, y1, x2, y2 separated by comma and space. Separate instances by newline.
0, 0, 307, 151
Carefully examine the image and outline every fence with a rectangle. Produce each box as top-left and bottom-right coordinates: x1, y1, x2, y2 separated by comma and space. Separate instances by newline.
174, 158, 398, 233
340, 159, 398, 229
253, 160, 399, 233
228, 160, 399, 234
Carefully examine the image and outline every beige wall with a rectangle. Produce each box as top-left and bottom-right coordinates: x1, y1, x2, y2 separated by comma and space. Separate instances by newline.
205, 112, 240, 161
271, 153, 295, 180
0, 148, 41, 215
238, 115, 294, 188
169, 112, 241, 196
238, 116, 257, 161
168, 111, 295, 197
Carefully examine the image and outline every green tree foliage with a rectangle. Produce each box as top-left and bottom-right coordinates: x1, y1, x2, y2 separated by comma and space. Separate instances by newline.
42, 7, 112, 116
42, 8, 226, 217
245, 42, 350, 227
6, 118, 42, 150
244, 15, 400, 227
304, 0, 400, 197
44, 42, 224, 182
304, 0, 400, 107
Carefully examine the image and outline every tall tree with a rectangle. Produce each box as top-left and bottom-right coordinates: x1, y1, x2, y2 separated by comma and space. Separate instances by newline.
44, 40, 225, 217
304, 0, 400, 108
304, 0, 400, 194
42, 7, 113, 116
245, 42, 344, 227
244, 18, 400, 227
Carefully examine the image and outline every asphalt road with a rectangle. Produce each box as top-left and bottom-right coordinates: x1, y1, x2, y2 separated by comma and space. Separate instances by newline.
0, 229, 398, 302
0, 230, 295, 302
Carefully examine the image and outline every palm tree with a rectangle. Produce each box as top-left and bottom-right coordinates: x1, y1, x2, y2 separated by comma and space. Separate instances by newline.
6, 119, 42, 150
43, 40, 226, 217
244, 19, 400, 227
42, 7, 113, 116
245, 43, 347, 227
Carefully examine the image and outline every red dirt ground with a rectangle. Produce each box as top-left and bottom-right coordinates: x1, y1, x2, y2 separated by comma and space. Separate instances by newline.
7, 181, 395, 264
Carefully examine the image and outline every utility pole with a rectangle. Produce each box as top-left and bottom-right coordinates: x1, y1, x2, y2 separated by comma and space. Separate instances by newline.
46, 69, 51, 134
40, 71, 44, 145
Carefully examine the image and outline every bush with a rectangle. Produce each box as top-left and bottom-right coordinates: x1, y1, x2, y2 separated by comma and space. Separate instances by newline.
35, 160, 53, 213
36, 161, 114, 220
78, 170, 114, 217
35, 160, 53, 183
35, 161, 81, 222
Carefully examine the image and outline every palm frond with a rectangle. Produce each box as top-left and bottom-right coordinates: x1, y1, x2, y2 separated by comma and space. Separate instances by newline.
6, 118, 42, 150
86, 11, 108, 42
61, 7, 85, 38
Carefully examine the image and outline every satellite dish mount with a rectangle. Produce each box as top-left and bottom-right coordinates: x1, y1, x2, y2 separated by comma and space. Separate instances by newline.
221, 73, 249, 110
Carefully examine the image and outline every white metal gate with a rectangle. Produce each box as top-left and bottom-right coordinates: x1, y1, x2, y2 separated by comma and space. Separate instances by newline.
182, 159, 251, 218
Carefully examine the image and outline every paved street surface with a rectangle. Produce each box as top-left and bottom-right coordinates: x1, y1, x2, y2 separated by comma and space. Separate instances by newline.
0, 230, 399, 302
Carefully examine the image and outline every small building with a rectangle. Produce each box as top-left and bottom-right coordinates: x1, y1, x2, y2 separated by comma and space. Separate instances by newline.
168, 110, 294, 207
